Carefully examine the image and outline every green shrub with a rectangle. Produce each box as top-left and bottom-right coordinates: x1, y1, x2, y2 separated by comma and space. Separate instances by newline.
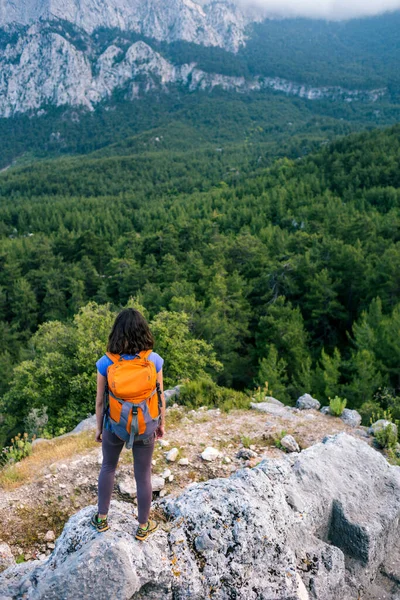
179, 377, 251, 412
358, 400, 382, 426
375, 423, 398, 450
329, 395, 347, 417
0, 432, 32, 468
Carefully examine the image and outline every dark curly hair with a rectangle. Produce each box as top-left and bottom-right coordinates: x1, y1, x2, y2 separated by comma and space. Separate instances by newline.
107, 308, 154, 355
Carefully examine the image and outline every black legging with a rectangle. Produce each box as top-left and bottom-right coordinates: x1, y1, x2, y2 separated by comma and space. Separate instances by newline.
98, 428, 155, 522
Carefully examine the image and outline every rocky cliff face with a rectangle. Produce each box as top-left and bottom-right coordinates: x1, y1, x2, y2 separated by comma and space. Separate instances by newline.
1, 433, 399, 599
0, 24, 386, 118
0, 0, 249, 51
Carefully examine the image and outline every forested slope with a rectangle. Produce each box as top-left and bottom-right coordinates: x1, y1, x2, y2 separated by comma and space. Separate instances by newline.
0, 124, 399, 445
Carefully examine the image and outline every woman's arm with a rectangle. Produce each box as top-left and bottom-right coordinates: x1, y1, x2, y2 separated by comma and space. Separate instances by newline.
95, 371, 107, 443
156, 368, 166, 433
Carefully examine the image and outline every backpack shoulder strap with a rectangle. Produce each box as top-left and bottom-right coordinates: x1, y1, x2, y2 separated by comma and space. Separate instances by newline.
106, 352, 121, 364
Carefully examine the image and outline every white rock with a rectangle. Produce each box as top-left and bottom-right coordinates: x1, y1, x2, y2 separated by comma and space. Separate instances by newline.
43, 531, 55, 542
151, 475, 165, 492
162, 468, 172, 479
168, 475, 174, 482
201, 447, 221, 462
166, 448, 179, 462
296, 394, 321, 411
0, 542, 15, 573
178, 458, 189, 466
158, 439, 170, 447
280, 435, 300, 453
119, 474, 165, 497
340, 409, 362, 428
223, 456, 231, 464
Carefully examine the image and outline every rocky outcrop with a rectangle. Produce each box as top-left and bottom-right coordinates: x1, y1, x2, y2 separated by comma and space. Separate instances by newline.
1, 433, 399, 599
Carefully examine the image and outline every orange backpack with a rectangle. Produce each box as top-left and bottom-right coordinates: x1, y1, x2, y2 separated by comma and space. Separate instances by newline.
104, 350, 161, 448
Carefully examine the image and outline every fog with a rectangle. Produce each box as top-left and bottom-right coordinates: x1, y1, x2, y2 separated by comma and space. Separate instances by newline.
234, 0, 400, 20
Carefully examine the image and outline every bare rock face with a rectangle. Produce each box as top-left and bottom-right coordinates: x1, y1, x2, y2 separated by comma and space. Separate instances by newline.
1, 433, 399, 599
0, 0, 249, 51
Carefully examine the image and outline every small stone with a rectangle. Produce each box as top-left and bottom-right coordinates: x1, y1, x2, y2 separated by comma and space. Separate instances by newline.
162, 468, 172, 479
168, 475, 174, 482
166, 448, 179, 462
201, 447, 222, 462
58, 484, 67, 489
159, 489, 167, 497
320, 406, 331, 415
280, 435, 300, 453
249, 445, 256, 450
38, 553, 47, 561
44, 531, 55, 542
296, 394, 320, 410
24, 553, 32, 561
340, 409, 362, 428
223, 456, 231, 464
158, 439, 169, 447
178, 458, 189, 466
44, 474, 52, 479
236, 448, 258, 460
46, 543, 55, 550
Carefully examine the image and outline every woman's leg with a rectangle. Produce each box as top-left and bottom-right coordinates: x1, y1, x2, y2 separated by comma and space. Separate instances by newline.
133, 433, 155, 525
98, 429, 124, 516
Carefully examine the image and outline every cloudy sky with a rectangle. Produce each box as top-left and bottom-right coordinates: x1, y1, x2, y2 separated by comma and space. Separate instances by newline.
235, 0, 400, 20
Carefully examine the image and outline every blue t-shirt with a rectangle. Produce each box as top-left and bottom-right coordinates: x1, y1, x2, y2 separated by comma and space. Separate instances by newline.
96, 351, 164, 377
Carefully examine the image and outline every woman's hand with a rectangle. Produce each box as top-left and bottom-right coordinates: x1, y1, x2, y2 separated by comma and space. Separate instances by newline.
155, 423, 165, 439
95, 429, 102, 443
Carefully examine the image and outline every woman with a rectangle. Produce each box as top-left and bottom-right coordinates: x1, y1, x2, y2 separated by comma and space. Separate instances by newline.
91, 308, 166, 541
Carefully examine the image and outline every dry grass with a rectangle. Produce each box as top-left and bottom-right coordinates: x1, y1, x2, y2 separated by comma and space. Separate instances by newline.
0, 431, 98, 490
0, 498, 71, 553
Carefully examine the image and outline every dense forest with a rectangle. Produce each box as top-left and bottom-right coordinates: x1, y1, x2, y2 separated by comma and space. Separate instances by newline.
1, 85, 400, 170
0, 123, 399, 447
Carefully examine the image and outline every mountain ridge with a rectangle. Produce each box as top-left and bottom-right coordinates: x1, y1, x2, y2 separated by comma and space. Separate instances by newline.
0, 24, 387, 118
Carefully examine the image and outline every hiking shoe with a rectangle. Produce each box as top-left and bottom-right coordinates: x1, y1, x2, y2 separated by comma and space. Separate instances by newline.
90, 512, 109, 533
135, 519, 158, 541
